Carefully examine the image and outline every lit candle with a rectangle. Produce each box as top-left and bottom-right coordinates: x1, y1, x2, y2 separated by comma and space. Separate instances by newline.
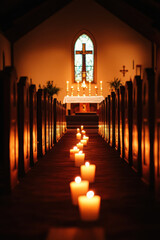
80, 162, 96, 183
89, 80, 91, 96
78, 190, 101, 221
66, 81, 69, 96
100, 81, 103, 96
70, 146, 79, 160
76, 132, 81, 140
75, 151, 85, 167
81, 125, 84, 130
83, 135, 89, 142
80, 139, 87, 146
77, 142, 83, 150
81, 130, 86, 135
77, 128, 80, 133
70, 176, 89, 205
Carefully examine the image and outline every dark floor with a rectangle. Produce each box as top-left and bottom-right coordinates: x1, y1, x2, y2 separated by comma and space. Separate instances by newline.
0, 129, 160, 240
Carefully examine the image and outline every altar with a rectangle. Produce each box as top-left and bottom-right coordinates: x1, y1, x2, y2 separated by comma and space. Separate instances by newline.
63, 95, 104, 115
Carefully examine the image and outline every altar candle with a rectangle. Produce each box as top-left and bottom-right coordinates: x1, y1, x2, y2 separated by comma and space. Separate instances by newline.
77, 142, 83, 150
76, 132, 81, 140
75, 151, 85, 167
70, 146, 79, 160
80, 162, 96, 183
78, 190, 101, 221
100, 81, 103, 96
80, 139, 87, 146
70, 176, 89, 205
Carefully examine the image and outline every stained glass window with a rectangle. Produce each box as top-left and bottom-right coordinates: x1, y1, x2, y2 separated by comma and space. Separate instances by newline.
74, 34, 94, 82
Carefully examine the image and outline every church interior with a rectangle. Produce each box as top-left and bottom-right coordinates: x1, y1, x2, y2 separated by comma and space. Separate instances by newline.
1, 0, 160, 239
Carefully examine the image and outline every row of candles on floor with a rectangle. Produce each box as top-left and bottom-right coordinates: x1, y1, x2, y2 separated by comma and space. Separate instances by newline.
69, 126, 101, 221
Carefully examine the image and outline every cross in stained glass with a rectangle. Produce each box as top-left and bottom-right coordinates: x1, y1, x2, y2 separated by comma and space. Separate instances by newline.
76, 43, 92, 81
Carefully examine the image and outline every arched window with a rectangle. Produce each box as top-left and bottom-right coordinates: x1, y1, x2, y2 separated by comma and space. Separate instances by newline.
74, 33, 95, 83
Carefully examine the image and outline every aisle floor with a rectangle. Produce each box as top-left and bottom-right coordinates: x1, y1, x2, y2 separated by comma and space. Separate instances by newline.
0, 129, 160, 240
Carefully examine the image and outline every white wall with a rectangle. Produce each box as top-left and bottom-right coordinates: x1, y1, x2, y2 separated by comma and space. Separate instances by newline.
14, 0, 152, 101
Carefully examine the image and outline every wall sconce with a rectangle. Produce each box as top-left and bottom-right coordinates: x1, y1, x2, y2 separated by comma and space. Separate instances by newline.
136, 65, 142, 77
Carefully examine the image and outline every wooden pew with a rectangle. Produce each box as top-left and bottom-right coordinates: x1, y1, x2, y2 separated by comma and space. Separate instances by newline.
51, 97, 54, 147
154, 49, 160, 198
119, 86, 125, 159
141, 68, 155, 187
104, 97, 107, 142
0, 67, 19, 192
17, 76, 30, 177
115, 89, 120, 152
37, 88, 45, 158
44, 89, 49, 153
106, 95, 110, 144
98, 100, 105, 138
110, 92, 115, 147
124, 81, 132, 166
132, 76, 142, 176
29, 84, 38, 166
48, 95, 52, 150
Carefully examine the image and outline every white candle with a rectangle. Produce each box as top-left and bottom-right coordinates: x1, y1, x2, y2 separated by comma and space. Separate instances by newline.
76, 133, 81, 140
77, 142, 83, 150
100, 81, 102, 96
66, 81, 69, 96
80, 162, 96, 183
70, 176, 89, 205
80, 139, 87, 146
81, 130, 86, 135
78, 190, 101, 221
75, 151, 85, 167
70, 146, 79, 160
83, 135, 89, 142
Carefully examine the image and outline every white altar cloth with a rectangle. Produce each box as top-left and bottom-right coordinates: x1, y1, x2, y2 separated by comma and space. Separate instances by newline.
63, 96, 104, 104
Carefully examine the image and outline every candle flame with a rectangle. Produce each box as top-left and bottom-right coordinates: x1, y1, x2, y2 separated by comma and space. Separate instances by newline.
87, 190, 94, 199
75, 176, 81, 183
85, 161, 90, 167
79, 151, 82, 154
73, 146, 78, 150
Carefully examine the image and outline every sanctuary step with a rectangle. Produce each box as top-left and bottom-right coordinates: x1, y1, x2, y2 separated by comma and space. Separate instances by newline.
0, 130, 160, 240
66, 114, 99, 129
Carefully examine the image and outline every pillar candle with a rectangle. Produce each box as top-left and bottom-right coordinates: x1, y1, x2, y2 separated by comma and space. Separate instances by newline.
83, 135, 89, 142
70, 176, 89, 205
81, 130, 86, 135
80, 162, 96, 183
76, 133, 81, 140
80, 139, 87, 146
78, 191, 101, 221
77, 142, 83, 150
70, 146, 79, 160
75, 151, 85, 167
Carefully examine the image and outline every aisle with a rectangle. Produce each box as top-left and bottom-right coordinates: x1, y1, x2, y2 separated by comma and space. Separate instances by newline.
0, 129, 160, 240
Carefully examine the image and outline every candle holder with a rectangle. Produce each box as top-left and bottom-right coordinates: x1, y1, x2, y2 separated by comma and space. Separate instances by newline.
66, 81, 69, 96
71, 86, 74, 96
100, 81, 103, 96
95, 86, 98, 96
89, 81, 91, 96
